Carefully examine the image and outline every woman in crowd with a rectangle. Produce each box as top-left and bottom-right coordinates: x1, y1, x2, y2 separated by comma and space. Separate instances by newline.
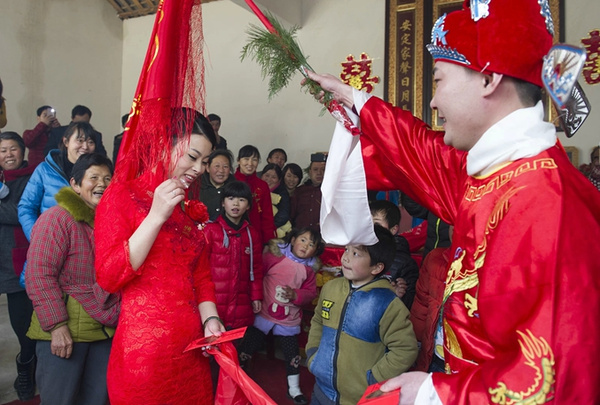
282, 163, 303, 197
18, 121, 97, 240
0, 132, 37, 401
266, 148, 287, 169
261, 163, 292, 238
25, 153, 119, 405
199, 149, 235, 220
234, 145, 275, 245
95, 110, 225, 405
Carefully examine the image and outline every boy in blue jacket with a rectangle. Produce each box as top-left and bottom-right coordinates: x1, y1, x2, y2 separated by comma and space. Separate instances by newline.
306, 225, 417, 405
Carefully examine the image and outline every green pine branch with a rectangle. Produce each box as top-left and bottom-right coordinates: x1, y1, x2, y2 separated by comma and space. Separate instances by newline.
241, 12, 333, 110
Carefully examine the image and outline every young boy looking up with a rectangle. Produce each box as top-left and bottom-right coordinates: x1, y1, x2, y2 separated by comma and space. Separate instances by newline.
370, 200, 420, 309
306, 225, 418, 405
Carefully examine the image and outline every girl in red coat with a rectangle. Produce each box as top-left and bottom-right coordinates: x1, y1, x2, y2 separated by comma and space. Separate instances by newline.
204, 181, 264, 329
234, 145, 275, 245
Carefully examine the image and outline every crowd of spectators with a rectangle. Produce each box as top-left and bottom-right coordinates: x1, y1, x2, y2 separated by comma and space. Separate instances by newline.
1, 89, 597, 404
0, 100, 427, 403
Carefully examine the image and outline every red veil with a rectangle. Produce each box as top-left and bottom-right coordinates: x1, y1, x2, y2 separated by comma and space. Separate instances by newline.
115, 0, 207, 192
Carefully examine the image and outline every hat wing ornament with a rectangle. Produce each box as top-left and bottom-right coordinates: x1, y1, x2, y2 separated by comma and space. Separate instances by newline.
542, 44, 591, 137
558, 82, 591, 138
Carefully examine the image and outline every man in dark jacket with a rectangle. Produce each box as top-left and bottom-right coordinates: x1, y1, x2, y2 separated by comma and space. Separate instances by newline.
22, 105, 61, 167
112, 114, 129, 163
290, 152, 327, 233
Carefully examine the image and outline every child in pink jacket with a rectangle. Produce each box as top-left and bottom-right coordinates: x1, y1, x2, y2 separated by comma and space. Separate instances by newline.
238, 227, 324, 405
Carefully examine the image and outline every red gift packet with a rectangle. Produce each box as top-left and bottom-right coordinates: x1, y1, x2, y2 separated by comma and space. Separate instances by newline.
184, 327, 247, 352
357, 381, 401, 405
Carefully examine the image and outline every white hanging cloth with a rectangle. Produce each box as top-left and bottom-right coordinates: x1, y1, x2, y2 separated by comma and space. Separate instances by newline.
319, 106, 378, 246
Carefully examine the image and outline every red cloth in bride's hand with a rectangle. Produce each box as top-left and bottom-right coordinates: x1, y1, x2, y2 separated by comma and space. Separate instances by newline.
210, 342, 277, 405
95, 174, 216, 405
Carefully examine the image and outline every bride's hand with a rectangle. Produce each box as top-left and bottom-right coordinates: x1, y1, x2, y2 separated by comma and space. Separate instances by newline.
148, 178, 186, 223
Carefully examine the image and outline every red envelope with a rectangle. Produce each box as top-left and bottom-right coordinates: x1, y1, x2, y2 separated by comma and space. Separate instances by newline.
357, 381, 401, 405
184, 327, 277, 405
184, 327, 247, 352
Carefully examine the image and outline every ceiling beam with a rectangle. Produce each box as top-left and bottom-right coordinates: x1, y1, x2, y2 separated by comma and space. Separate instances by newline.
105, 0, 221, 20
230, 0, 302, 28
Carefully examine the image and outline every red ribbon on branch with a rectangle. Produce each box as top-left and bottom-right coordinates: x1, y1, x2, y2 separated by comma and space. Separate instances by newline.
244, 0, 276, 34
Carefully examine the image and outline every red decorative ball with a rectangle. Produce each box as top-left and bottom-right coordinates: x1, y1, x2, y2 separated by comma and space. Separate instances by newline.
183, 200, 209, 224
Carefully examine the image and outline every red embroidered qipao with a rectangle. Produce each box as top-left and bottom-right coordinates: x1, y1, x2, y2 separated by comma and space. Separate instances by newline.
95, 174, 216, 405
359, 97, 600, 404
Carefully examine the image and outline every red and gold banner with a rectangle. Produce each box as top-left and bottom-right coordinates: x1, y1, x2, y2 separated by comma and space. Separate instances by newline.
582, 29, 600, 85
340, 53, 380, 94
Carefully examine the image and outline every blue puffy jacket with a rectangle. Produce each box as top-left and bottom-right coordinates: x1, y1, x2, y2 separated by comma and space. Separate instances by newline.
306, 277, 418, 405
18, 150, 69, 241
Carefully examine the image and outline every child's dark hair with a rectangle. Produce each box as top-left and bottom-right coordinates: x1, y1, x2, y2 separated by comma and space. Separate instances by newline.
365, 224, 396, 273
283, 227, 325, 257
369, 200, 401, 228
220, 180, 253, 208
237, 145, 261, 161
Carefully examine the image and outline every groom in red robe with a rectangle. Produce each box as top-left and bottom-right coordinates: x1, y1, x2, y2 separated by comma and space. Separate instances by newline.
306, 0, 600, 403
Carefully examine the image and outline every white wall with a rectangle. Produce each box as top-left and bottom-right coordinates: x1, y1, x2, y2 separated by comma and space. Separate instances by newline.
121, 0, 385, 166
121, 15, 153, 120
0, 0, 123, 154
203, 0, 386, 166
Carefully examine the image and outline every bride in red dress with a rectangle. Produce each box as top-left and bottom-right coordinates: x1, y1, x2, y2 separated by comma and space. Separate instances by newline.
95, 111, 225, 405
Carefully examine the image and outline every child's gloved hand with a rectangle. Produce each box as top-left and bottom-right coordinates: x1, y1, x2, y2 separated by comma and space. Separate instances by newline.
271, 286, 292, 318
391, 277, 407, 299
252, 300, 262, 313
275, 285, 290, 303
281, 286, 297, 302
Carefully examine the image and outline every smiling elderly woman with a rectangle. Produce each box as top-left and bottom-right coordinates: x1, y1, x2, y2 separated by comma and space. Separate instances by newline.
25, 153, 120, 405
